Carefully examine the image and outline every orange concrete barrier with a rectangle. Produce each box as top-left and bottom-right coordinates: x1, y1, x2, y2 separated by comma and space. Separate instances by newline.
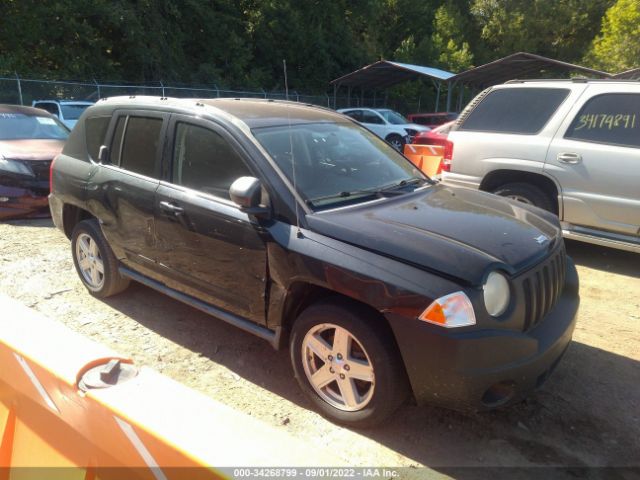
0, 294, 335, 479
403, 144, 444, 177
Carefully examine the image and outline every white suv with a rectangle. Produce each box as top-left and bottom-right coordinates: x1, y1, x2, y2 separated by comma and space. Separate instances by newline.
338, 108, 429, 150
32, 100, 94, 129
443, 79, 640, 253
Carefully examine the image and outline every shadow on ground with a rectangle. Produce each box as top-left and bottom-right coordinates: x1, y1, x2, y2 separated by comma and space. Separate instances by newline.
103, 281, 640, 471
566, 240, 639, 279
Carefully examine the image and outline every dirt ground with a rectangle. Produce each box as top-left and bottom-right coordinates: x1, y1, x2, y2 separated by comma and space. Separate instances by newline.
0, 218, 638, 476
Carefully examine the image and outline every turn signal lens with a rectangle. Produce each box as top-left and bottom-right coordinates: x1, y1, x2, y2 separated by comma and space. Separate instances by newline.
419, 291, 476, 328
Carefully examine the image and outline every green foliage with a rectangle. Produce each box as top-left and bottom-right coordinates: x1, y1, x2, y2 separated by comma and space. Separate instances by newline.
470, 0, 613, 63
0, 0, 635, 94
586, 0, 640, 72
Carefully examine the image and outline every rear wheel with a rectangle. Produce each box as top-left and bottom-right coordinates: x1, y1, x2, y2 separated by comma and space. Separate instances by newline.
386, 134, 405, 152
71, 219, 130, 298
290, 299, 409, 428
492, 182, 555, 212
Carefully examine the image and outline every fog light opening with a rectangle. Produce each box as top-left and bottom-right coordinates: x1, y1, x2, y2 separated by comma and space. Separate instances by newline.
481, 381, 516, 408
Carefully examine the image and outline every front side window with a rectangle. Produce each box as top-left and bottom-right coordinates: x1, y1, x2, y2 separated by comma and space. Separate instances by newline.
459, 88, 570, 134
565, 93, 640, 148
0, 112, 69, 140
110, 116, 163, 177
378, 110, 409, 125
172, 123, 251, 199
252, 122, 424, 209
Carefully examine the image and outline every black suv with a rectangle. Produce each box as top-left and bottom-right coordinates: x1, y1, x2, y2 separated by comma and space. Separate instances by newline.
49, 97, 579, 427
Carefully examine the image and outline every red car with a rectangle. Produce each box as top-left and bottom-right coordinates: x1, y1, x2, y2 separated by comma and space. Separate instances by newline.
407, 112, 457, 129
0, 105, 69, 220
411, 121, 456, 175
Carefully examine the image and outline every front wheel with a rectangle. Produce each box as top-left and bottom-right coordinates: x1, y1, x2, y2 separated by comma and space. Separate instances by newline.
290, 299, 409, 428
71, 219, 130, 298
386, 134, 405, 152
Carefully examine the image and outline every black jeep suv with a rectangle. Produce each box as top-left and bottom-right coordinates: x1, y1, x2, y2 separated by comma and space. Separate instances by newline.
49, 97, 579, 427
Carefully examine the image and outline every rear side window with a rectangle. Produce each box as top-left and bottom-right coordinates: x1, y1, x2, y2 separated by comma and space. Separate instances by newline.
362, 111, 384, 124
565, 93, 640, 148
343, 110, 363, 122
459, 88, 570, 134
110, 116, 163, 177
172, 123, 251, 199
85, 116, 110, 161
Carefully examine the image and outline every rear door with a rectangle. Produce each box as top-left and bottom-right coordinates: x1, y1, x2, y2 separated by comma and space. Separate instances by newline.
361, 110, 387, 138
91, 110, 168, 276
153, 115, 268, 324
544, 85, 640, 236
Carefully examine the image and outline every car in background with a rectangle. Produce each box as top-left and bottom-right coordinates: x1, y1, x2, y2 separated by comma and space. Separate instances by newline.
443, 79, 640, 254
407, 112, 458, 129
31, 100, 94, 129
0, 105, 69, 220
413, 120, 455, 148
337, 108, 429, 151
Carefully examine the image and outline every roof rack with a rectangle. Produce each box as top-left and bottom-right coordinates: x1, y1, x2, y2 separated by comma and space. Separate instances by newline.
504, 78, 640, 84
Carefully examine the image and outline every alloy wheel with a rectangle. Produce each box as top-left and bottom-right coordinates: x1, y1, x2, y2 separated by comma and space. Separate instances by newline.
75, 232, 105, 290
301, 323, 375, 411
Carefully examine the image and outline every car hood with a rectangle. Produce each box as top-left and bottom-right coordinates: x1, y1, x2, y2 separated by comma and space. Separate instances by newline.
306, 184, 561, 285
0, 139, 65, 161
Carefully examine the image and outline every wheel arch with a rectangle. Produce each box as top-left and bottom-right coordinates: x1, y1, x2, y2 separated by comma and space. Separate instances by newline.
479, 169, 560, 215
62, 204, 95, 239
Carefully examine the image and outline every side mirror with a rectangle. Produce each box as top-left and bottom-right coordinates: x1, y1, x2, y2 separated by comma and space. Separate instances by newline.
229, 177, 270, 217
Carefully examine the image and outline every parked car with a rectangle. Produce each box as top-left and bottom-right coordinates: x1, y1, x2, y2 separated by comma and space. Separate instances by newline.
407, 112, 458, 128
0, 105, 69, 220
337, 107, 429, 150
443, 79, 640, 254
50, 97, 579, 427
408, 120, 456, 176
31, 100, 94, 129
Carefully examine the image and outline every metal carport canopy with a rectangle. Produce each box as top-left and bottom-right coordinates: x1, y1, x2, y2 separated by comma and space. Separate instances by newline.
448, 52, 612, 89
330, 60, 455, 90
612, 68, 640, 80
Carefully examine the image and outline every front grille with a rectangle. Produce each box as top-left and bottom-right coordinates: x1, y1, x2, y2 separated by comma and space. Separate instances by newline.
25, 160, 52, 182
520, 246, 566, 331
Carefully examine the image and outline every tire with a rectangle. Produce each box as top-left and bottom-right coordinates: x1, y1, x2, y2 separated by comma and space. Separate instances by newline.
386, 134, 405, 152
290, 298, 409, 428
492, 182, 555, 212
71, 219, 130, 298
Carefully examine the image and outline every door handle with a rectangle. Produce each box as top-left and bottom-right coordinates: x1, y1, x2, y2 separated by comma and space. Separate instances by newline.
159, 201, 184, 215
557, 152, 582, 164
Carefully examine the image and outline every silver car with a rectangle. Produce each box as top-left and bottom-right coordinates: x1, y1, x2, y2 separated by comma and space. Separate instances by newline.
338, 108, 429, 151
442, 79, 640, 254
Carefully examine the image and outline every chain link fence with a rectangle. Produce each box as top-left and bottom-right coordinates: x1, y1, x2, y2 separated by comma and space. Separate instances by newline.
0, 75, 443, 114
0, 75, 377, 111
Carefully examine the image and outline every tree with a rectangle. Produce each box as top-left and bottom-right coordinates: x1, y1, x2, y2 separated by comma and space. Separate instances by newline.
586, 0, 640, 72
470, 0, 613, 64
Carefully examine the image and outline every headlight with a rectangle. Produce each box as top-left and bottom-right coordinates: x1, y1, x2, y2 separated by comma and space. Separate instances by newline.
483, 271, 510, 316
419, 291, 476, 328
0, 158, 33, 176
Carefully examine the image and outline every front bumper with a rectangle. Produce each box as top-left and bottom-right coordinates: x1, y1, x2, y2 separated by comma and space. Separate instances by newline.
0, 184, 50, 220
387, 257, 580, 411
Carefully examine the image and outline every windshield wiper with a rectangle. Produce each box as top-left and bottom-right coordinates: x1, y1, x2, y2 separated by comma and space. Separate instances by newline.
306, 177, 428, 206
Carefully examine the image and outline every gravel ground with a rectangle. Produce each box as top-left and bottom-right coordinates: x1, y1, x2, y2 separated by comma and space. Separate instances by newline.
0, 218, 639, 476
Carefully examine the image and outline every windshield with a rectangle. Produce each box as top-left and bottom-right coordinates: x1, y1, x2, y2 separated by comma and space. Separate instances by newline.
60, 103, 91, 120
252, 122, 426, 209
0, 113, 69, 140
378, 110, 409, 125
